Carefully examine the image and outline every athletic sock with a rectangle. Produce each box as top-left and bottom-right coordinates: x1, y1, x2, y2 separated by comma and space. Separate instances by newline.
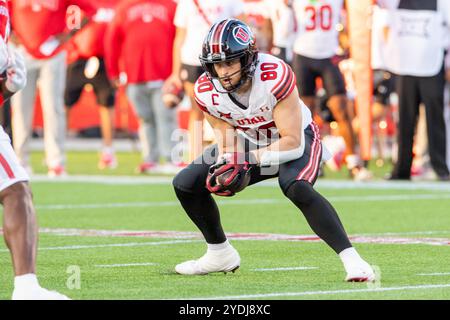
207, 240, 231, 251
14, 273, 40, 291
339, 247, 364, 266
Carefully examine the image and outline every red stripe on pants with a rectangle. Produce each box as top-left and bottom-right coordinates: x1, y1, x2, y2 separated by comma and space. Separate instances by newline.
296, 123, 321, 182
0, 153, 15, 179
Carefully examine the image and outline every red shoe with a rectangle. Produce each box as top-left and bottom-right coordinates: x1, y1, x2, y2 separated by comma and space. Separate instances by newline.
48, 165, 67, 178
173, 161, 188, 168
98, 152, 118, 169
136, 162, 157, 174
410, 165, 423, 177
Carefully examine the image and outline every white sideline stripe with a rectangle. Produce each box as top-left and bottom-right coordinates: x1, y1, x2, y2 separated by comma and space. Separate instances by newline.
252, 267, 318, 272
357, 230, 450, 236
0, 239, 201, 252
30, 175, 450, 191
33, 193, 450, 211
188, 283, 450, 300
34, 199, 281, 210
417, 273, 450, 276
94, 262, 158, 268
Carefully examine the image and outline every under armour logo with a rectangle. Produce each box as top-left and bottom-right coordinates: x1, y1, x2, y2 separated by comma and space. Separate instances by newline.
218, 111, 232, 119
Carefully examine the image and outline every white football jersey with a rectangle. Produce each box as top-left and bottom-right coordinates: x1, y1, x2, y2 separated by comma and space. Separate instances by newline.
292, 0, 343, 59
174, 0, 245, 66
382, 0, 450, 76
194, 53, 312, 147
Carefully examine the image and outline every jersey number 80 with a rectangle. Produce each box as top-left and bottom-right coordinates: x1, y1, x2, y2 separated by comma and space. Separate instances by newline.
260, 63, 278, 82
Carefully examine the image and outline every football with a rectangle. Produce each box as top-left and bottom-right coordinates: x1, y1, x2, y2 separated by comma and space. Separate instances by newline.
216, 168, 234, 186
162, 83, 184, 109
216, 167, 251, 194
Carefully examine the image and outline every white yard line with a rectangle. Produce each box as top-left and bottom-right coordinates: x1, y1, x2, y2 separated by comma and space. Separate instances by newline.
186, 283, 450, 300
417, 273, 450, 276
94, 262, 158, 268
30, 175, 450, 191
252, 267, 318, 272
356, 230, 450, 236
0, 239, 201, 252
31, 193, 450, 211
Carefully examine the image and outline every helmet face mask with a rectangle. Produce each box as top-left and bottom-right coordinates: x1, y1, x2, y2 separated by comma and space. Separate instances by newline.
208, 58, 243, 91
200, 19, 259, 93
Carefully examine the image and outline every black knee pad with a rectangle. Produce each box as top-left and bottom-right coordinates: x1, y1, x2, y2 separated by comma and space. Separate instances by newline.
173, 144, 219, 194
172, 168, 194, 193
285, 180, 316, 207
172, 166, 209, 195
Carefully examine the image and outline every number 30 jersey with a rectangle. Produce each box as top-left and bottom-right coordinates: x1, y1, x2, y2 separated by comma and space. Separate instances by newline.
194, 53, 312, 147
292, 0, 343, 59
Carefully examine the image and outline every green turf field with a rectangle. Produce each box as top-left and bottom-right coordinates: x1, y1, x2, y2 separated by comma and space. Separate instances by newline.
1, 151, 450, 300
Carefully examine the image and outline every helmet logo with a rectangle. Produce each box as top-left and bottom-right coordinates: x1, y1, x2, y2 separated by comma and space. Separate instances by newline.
233, 26, 251, 45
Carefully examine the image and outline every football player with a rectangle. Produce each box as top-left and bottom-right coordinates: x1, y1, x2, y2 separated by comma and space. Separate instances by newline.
0, 0, 69, 300
291, 0, 372, 180
172, 19, 375, 282
65, 0, 119, 170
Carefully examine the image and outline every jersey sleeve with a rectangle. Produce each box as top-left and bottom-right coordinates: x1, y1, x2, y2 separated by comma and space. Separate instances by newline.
269, 59, 296, 103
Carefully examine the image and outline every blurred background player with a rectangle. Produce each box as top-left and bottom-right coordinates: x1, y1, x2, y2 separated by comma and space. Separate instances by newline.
8, 0, 97, 177
65, 0, 118, 170
105, 0, 181, 174
165, 0, 245, 162
370, 3, 395, 167
242, 0, 272, 53
291, 0, 372, 180
0, 0, 69, 299
379, 0, 450, 181
266, 0, 297, 65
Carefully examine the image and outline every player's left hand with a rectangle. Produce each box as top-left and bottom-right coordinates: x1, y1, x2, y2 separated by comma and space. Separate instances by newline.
5, 48, 27, 93
206, 152, 253, 197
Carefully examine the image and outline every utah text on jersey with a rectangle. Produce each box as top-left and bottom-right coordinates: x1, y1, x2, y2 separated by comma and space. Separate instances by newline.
194, 53, 313, 146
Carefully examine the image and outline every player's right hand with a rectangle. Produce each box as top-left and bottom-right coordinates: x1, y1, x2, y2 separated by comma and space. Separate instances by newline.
5, 48, 27, 93
206, 153, 252, 197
